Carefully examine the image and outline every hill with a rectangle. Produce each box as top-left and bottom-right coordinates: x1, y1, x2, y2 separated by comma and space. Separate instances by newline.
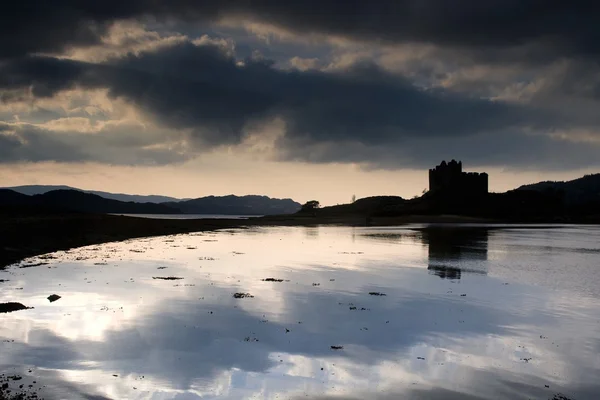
167, 195, 301, 215
517, 173, 600, 205
4, 185, 182, 203
292, 181, 599, 223
299, 196, 406, 217
0, 189, 180, 214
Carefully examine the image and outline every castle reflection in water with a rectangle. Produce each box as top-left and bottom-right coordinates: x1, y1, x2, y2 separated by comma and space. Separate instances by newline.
421, 227, 489, 280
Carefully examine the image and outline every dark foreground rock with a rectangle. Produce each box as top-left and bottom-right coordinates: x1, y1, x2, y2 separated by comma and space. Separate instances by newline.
47, 295, 61, 303
0, 303, 32, 313
152, 277, 183, 280
233, 293, 254, 299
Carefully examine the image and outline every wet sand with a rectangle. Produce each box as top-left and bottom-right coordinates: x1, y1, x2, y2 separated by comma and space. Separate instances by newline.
0, 211, 242, 270
0, 209, 511, 270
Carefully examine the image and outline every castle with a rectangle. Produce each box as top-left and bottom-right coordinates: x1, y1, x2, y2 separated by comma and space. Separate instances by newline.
429, 160, 488, 196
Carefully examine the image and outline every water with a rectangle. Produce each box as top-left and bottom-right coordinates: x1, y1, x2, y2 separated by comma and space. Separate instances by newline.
112, 213, 261, 219
1, 225, 600, 399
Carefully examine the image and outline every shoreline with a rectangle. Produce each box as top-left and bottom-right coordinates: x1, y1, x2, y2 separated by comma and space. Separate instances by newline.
0, 211, 596, 270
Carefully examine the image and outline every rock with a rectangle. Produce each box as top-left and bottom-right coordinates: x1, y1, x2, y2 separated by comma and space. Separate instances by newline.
47, 294, 61, 303
550, 394, 573, 400
262, 278, 284, 282
369, 292, 386, 296
19, 262, 49, 268
330, 346, 343, 350
233, 293, 254, 299
0, 302, 32, 313
152, 276, 183, 280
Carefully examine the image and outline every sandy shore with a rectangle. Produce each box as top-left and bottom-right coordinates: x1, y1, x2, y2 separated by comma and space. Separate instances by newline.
0, 209, 584, 270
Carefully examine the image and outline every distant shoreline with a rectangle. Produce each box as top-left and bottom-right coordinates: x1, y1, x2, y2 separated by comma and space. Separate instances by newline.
1, 211, 597, 270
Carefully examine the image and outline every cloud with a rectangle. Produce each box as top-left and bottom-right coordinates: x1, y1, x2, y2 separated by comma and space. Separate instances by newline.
2, 2, 599, 63
0, 120, 191, 165
278, 130, 600, 171
0, 42, 558, 157
289, 57, 321, 71
1, 3, 600, 171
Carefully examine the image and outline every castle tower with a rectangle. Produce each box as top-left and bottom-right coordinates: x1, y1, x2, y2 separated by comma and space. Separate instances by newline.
429, 160, 488, 196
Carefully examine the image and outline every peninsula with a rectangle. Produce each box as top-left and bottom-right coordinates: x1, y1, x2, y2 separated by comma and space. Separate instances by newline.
2, 161, 599, 269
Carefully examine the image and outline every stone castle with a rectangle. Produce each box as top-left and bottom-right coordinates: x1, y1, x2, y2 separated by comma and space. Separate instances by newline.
429, 160, 488, 196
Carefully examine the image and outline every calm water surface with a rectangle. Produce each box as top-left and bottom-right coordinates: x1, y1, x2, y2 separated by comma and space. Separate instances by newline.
1, 225, 600, 399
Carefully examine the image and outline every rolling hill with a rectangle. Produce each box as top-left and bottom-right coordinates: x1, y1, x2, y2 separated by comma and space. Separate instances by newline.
165, 195, 301, 215
4, 185, 182, 203
516, 173, 600, 205
0, 189, 180, 214
0, 190, 302, 216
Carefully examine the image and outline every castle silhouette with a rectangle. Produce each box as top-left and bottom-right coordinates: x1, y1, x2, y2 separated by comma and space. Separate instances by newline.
429, 160, 488, 196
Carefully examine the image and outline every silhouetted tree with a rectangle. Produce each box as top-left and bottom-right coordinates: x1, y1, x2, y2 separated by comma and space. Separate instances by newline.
352, 194, 356, 203
300, 200, 320, 212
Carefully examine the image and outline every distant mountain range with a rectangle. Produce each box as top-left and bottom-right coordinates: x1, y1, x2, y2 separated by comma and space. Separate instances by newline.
5, 185, 182, 203
0, 189, 179, 214
164, 195, 301, 215
0, 187, 302, 216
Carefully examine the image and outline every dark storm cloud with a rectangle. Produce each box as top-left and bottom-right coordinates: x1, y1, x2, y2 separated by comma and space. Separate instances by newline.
278, 130, 600, 171
0, 43, 546, 149
2, 1, 599, 62
1, 1, 599, 169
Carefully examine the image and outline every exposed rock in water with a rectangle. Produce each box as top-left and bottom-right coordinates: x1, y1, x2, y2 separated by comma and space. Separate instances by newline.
0, 302, 32, 313
330, 345, 343, 350
47, 294, 61, 303
19, 262, 48, 268
233, 293, 254, 299
369, 292, 386, 296
152, 276, 183, 280
262, 278, 284, 282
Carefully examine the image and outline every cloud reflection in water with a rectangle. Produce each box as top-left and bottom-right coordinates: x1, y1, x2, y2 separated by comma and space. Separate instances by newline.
1, 226, 599, 399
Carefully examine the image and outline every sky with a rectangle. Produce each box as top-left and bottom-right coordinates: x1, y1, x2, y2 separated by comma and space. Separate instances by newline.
1, 1, 599, 205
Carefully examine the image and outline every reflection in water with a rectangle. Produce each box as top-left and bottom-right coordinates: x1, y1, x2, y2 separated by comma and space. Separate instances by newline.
422, 228, 489, 280
1, 225, 599, 400
303, 226, 320, 239
428, 264, 463, 280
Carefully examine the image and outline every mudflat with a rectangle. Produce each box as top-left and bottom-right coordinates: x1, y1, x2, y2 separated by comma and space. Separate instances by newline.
0, 208, 494, 269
